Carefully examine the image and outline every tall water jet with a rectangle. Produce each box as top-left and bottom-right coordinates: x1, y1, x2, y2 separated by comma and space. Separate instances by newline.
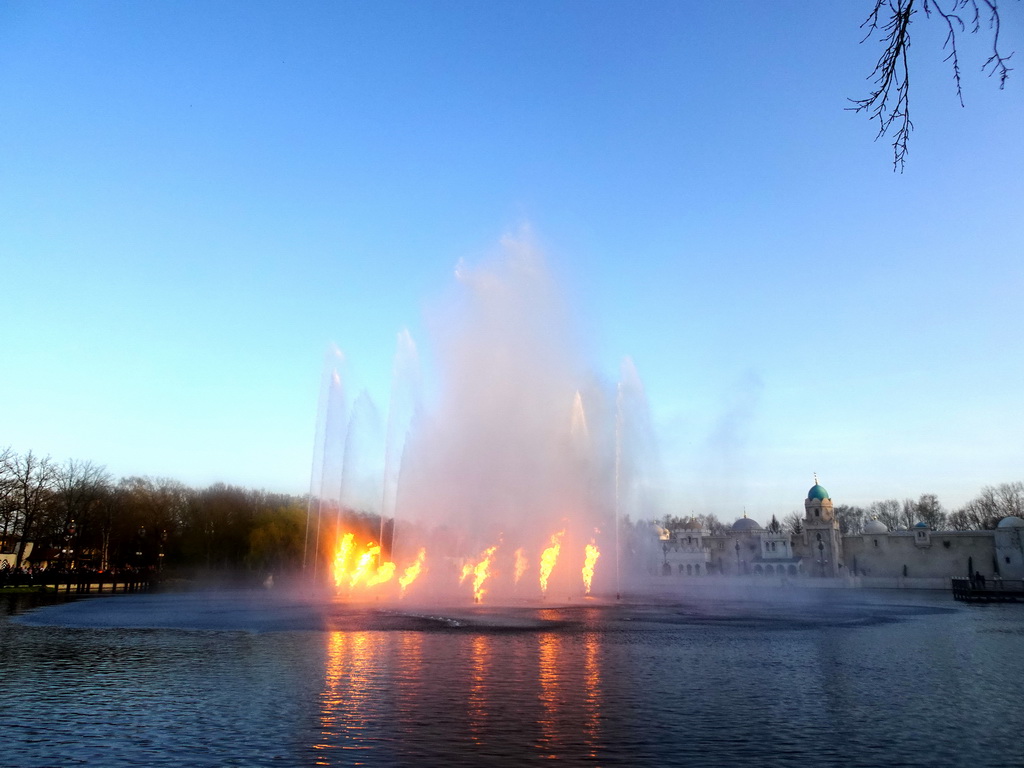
308, 233, 655, 602
379, 329, 420, 560
306, 356, 347, 582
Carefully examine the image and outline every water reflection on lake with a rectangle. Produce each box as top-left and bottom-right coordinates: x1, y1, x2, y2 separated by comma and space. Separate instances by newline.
1, 588, 1022, 767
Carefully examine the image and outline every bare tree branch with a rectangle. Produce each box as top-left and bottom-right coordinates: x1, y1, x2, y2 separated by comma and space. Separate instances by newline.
850, 0, 1015, 172
849, 0, 916, 171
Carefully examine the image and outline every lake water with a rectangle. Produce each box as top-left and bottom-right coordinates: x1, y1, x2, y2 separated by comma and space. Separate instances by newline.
1, 586, 1021, 767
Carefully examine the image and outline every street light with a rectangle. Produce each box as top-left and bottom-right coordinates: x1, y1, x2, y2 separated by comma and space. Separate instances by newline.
735, 540, 740, 574
63, 519, 76, 569
136, 526, 146, 567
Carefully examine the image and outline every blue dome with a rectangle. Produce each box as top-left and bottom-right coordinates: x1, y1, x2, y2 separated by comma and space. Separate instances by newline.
914, 521, 929, 528
807, 484, 829, 501
732, 515, 762, 531
864, 518, 888, 534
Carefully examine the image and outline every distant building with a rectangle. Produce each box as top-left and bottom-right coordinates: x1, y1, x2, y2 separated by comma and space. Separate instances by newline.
655, 478, 1024, 587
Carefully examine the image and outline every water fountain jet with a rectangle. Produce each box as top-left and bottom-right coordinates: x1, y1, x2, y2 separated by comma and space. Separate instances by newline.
306, 236, 656, 603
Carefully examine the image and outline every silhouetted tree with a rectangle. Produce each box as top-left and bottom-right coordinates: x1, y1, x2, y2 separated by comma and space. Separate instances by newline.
915, 493, 947, 529
869, 499, 902, 530
835, 504, 868, 535
950, 481, 1024, 529
697, 513, 728, 536
4, 450, 56, 568
850, 0, 1015, 170
783, 511, 803, 535
49, 459, 112, 567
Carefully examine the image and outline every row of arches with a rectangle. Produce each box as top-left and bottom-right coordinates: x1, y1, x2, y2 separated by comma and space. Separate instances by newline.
754, 564, 801, 576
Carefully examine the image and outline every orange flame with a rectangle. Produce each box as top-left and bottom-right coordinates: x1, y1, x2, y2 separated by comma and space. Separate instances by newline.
513, 547, 528, 584
349, 544, 379, 588
365, 558, 396, 587
472, 545, 498, 603
539, 530, 564, 594
459, 563, 473, 584
332, 533, 356, 587
331, 533, 397, 592
399, 548, 427, 597
582, 542, 600, 594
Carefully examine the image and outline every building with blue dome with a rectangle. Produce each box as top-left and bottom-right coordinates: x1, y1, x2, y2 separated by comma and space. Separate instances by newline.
654, 476, 1024, 586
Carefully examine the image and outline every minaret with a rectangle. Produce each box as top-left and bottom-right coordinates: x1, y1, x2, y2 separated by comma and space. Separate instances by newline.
804, 475, 842, 577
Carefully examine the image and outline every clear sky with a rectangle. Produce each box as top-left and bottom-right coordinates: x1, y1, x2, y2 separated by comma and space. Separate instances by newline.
2, 1, 1021, 522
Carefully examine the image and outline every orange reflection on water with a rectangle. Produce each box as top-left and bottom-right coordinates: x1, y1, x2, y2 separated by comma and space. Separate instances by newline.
582, 631, 602, 758
467, 634, 493, 744
393, 632, 425, 729
537, 632, 563, 758
536, 615, 603, 760
315, 631, 385, 765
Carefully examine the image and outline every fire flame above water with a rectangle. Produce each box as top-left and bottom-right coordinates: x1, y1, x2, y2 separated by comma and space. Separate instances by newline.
330, 529, 600, 603
582, 542, 600, 595
399, 548, 427, 596
538, 530, 565, 595
513, 548, 528, 584
331, 533, 409, 593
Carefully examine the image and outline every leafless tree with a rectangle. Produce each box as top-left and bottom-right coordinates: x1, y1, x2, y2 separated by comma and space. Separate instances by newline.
782, 511, 804, 535
0, 447, 17, 541
850, 0, 1015, 170
915, 492, 948, 529
950, 481, 1024, 528
3, 450, 57, 568
869, 498, 903, 530
835, 504, 868, 534
696, 513, 729, 536
50, 459, 112, 564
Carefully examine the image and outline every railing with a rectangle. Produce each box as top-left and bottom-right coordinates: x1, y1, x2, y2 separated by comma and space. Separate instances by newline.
0, 570, 154, 594
951, 576, 1024, 602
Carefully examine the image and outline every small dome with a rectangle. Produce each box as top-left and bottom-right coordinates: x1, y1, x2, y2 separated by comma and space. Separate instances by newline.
864, 518, 888, 534
913, 521, 929, 529
997, 516, 1024, 529
808, 484, 830, 501
681, 518, 703, 531
732, 515, 762, 531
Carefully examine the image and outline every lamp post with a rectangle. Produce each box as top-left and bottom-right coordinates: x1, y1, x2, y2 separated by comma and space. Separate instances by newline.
63, 519, 76, 570
136, 526, 146, 569
158, 529, 167, 572
818, 540, 826, 577
735, 540, 740, 574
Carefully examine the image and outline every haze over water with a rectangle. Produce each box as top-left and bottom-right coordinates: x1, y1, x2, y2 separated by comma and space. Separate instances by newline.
4, 588, 1022, 767
310, 236, 658, 602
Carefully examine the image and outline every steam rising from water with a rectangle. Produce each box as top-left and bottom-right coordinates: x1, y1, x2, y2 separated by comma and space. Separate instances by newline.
309, 234, 657, 601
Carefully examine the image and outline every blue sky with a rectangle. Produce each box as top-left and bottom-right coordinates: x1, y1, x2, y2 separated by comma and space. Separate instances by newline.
2, 1, 1021, 521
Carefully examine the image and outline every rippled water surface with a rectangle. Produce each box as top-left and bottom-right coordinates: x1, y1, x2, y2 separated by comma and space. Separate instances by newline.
1, 587, 1021, 767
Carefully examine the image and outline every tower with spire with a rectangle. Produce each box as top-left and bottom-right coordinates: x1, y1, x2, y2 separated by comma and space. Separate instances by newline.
802, 474, 843, 577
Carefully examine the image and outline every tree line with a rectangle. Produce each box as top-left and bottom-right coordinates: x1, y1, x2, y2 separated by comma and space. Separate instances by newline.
660, 482, 1024, 537
821, 483, 1023, 535
0, 446, 343, 576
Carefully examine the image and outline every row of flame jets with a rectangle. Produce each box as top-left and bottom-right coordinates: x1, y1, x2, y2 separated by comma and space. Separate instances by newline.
331, 530, 601, 603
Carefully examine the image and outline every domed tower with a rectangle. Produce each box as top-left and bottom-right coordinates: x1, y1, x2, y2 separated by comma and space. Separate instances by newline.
803, 474, 843, 577
805, 474, 834, 523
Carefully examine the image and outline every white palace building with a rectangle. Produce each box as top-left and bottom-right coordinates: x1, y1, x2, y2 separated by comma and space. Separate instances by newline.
656, 479, 1024, 589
